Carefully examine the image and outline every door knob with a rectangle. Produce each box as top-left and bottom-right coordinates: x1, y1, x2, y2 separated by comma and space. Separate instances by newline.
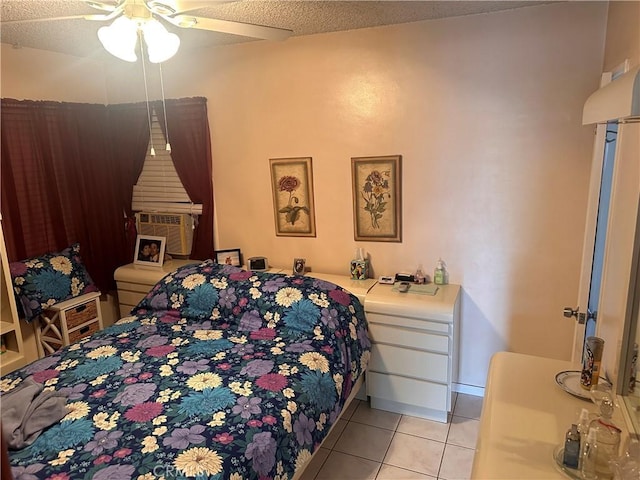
563, 306, 593, 324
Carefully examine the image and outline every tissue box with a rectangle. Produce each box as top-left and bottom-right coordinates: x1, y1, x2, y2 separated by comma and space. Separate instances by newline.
350, 260, 369, 280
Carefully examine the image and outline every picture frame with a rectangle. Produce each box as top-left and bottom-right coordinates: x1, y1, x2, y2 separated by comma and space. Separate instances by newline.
215, 248, 242, 267
134, 235, 166, 267
351, 155, 402, 242
270, 157, 316, 237
293, 258, 306, 276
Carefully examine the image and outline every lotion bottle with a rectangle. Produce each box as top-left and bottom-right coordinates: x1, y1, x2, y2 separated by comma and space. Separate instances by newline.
434, 258, 448, 285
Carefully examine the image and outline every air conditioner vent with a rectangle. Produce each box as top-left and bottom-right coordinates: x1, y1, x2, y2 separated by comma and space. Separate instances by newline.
136, 212, 194, 256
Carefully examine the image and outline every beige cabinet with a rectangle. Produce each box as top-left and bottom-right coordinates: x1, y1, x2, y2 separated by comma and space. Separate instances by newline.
0, 218, 25, 375
364, 282, 461, 422
114, 260, 200, 317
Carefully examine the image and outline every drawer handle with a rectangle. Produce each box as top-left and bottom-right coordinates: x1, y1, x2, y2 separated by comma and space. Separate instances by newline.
79, 326, 90, 334
75, 305, 87, 313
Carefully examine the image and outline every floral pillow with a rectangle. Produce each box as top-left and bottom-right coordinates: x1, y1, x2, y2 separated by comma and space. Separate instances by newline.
9, 243, 98, 322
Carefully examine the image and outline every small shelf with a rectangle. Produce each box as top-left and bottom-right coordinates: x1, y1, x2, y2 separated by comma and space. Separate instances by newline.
0, 217, 25, 375
0, 320, 16, 335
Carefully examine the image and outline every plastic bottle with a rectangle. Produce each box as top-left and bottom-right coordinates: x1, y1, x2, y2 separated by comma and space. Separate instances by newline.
581, 427, 598, 480
563, 424, 581, 469
415, 265, 426, 284
434, 258, 448, 285
577, 407, 591, 466
588, 394, 621, 479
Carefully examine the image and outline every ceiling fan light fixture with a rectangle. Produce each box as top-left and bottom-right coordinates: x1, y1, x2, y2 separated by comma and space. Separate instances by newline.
98, 15, 138, 62
142, 19, 180, 63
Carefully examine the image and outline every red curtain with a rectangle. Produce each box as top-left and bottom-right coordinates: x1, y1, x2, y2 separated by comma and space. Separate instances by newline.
105, 102, 151, 256
1, 99, 129, 291
155, 97, 215, 260
1, 97, 215, 293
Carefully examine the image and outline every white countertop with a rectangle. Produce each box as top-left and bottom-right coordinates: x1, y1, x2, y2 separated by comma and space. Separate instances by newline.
472, 351, 629, 479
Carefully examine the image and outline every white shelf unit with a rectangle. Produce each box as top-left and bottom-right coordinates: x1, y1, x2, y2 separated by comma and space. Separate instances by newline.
0, 218, 26, 376
35, 291, 103, 357
364, 282, 461, 423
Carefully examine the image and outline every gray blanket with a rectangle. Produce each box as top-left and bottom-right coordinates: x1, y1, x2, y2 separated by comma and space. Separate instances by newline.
1, 376, 68, 449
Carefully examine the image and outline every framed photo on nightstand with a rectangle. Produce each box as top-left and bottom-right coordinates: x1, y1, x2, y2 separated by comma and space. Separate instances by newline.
134, 235, 166, 267
215, 249, 242, 267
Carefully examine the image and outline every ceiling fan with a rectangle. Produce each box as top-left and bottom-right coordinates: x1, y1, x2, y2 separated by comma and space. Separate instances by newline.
4, 0, 293, 62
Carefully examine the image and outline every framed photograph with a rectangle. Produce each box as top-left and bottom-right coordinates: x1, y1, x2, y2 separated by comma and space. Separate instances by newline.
215, 248, 242, 267
134, 235, 166, 267
351, 155, 402, 242
292, 258, 306, 276
270, 157, 316, 237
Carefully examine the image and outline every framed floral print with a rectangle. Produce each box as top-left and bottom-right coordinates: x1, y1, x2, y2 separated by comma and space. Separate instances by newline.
351, 155, 402, 242
270, 157, 317, 237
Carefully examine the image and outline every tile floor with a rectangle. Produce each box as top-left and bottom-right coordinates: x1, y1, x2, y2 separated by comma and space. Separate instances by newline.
299, 392, 484, 480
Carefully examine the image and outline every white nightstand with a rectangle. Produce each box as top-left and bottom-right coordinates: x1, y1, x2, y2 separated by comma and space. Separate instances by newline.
35, 291, 103, 357
364, 282, 461, 422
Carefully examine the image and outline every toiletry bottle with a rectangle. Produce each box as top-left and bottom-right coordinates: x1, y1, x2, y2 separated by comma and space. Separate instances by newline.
581, 427, 598, 480
415, 265, 426, 284
563, 424, 581, 469
588, 395, 621, 479
434, 258, 447, 285
577, 407, 591, 467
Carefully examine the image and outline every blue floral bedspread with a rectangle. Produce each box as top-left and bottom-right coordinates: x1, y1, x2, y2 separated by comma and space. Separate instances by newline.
2, 261, 371, 480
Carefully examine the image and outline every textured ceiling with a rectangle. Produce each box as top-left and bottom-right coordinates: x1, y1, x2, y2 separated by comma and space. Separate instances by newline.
1, 1, 555, 60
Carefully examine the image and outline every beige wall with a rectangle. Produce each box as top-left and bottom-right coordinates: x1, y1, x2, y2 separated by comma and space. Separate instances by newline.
603, 1, 640, 71
1, 2, 609, 388
0, 44, 108, 102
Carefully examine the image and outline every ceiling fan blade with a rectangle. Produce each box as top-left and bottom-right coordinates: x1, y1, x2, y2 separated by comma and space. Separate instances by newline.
82, 0, 123, 13
1, 12, 118, 25
146, 1, 224, 16
167, 14, 292, 41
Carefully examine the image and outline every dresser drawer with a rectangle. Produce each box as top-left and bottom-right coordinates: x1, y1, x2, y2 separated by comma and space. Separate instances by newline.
65, 299, 98, 329
368, 323, 449, 353
370, 344, 449, 382
367, 371, 449, 412
118, 290, 148, 308
68, 320, 101, 343
366, 312, 450, 334
116, 281, 155, 295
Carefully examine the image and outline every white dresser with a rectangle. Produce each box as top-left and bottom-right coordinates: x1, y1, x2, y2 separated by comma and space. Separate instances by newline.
364, 282, 461, 422
114, 259, 200, 317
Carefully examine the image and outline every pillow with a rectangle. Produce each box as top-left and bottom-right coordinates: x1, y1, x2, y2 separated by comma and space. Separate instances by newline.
9, 243, 98, 322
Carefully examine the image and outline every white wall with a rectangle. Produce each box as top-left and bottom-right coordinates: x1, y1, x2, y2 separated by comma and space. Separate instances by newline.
1, 2, 609, 388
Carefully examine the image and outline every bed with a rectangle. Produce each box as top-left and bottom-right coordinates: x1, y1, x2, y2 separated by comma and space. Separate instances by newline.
2, 260, 371, 479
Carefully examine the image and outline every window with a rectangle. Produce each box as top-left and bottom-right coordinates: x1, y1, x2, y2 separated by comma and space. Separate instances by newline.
132, 108, 203, 215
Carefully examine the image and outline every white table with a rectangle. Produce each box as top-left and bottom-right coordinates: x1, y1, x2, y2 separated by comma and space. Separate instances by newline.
472, 351, 630, 479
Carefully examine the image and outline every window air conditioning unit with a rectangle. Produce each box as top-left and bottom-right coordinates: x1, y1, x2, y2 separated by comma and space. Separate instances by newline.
136, 213, 194, 256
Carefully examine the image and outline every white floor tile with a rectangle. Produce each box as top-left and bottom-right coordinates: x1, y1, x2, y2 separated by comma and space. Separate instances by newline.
452, 394, 483, 420
334, 421, 395, 462
352, 401, 401, 431
383, 432, 445, 477
438, 444, 475, 480
376, 464, 437, 479
315, 451, 381, 480
322, 418, 348, 449
397, 415, 450, 443
446, 416, 479, 449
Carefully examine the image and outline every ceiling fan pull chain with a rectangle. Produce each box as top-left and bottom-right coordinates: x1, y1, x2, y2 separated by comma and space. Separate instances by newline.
139, 29, 155, 157
159, 62, 171, 152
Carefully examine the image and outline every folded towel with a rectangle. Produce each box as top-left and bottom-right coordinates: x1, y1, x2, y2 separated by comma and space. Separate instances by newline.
1, 377, 68, 449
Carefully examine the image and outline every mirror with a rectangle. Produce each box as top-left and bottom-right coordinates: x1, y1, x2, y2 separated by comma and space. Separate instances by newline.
617, 200, 640, 440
